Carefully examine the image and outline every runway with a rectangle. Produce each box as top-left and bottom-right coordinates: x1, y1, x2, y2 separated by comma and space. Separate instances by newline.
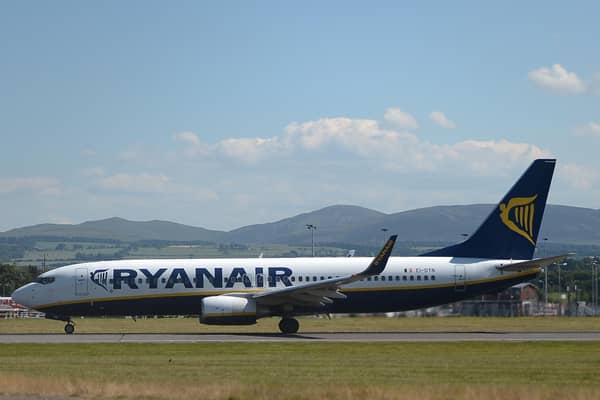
1, 331, 600, 343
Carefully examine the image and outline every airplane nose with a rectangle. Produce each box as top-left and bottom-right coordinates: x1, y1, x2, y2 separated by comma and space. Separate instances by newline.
11, 284, 34, 308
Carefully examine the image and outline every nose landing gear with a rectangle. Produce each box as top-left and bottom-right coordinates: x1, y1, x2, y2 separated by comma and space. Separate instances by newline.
45, 314, 75, 334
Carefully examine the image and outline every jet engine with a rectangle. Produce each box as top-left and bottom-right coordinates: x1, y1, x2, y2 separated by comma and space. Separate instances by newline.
200, 295, 257, 325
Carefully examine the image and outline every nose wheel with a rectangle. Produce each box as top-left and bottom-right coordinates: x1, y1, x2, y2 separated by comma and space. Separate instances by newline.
278, 317, 299, 334
64, 322, 75, 334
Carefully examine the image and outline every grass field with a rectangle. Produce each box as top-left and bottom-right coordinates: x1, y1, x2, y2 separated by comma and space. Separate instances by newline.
2, 316, 600, 334
1, 342, 599, 400
2, 317, 600, 399
13, 240, 348, 267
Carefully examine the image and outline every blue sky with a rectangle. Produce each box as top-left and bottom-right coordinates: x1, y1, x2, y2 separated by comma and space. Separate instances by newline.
1, 1, 599, 231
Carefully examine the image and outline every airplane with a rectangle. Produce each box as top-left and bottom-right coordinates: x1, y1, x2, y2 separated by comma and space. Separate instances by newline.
12, 158, 568, 334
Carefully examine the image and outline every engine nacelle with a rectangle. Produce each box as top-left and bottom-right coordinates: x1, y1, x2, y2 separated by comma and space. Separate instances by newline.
200, 295, 257, 325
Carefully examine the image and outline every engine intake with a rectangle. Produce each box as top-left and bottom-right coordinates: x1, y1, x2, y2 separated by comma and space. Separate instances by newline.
200, 295, 257, 325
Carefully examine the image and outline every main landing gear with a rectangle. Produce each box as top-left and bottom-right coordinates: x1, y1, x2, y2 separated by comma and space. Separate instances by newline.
278, 317, 299, 334
64, 321, 75, 335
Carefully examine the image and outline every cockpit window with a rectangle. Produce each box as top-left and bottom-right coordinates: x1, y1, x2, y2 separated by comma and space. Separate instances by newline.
36, 276, 55, 285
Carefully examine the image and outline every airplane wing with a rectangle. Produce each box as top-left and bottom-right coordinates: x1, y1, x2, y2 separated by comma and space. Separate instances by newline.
496, 253, 574, 272
253, 235, 397, 307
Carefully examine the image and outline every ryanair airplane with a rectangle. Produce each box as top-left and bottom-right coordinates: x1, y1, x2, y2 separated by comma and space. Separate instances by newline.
12, 159, 568, 334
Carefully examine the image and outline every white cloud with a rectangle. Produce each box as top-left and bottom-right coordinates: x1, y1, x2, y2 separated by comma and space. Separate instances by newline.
174, 110, 550, 175
448, 140, 548, 175
528, 64, 586, 94
560, 163, 600, 190
429, 111, 457, 129
174, 131, 201, 146
383, 107, 419, 130
99, 173, 170, 193
575, 122, 600, 138
285, 117, 415, 156
216, 136, 285, 163
0, 177, 60, 194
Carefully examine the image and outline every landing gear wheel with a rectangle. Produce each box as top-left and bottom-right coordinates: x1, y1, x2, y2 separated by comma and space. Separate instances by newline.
278, 318, 299, 334
64, 323, 75, 335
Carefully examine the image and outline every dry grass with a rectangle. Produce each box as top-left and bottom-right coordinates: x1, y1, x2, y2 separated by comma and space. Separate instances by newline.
2, 373, 600, 400
2, 316, 600, 334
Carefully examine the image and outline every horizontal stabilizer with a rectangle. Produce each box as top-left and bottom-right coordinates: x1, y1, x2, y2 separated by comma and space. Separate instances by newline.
496, 253, 574, 272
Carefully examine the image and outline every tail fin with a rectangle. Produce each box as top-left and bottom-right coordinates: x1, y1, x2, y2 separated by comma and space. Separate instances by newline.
421, 159, 556, 260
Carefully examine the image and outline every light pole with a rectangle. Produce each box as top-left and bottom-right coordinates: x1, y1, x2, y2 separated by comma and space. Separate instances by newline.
381, 228, 388, 243
593, 260, 598, 317
543, 237, 549, 309
306, 224, 317, 257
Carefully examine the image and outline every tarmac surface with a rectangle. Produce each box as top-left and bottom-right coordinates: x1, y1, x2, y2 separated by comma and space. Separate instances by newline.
1, 331, 600, 343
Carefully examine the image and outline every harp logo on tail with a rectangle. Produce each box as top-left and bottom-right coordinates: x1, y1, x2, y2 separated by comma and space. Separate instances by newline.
499, 195, 538, 245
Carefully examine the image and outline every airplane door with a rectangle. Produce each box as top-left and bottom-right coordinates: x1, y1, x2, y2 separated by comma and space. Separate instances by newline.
454, 265, 466, 292
75, 268, 88, 296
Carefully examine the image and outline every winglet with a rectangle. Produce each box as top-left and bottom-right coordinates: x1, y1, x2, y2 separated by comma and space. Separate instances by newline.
360, 235, 397, 276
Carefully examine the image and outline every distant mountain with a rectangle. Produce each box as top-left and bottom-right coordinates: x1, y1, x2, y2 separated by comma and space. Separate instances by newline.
0, 217, 225, 242
333, 204, 600, 247
227, 205, 385, 244
1, 204, 600, 247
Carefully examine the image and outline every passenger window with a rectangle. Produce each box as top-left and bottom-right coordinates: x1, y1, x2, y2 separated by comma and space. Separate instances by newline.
313, 276, 317, 281
417, 276, 421, 281
424, 276, 429, 281
161, 278, 166, 283
431, 275, 436, 281
367, 277, 372, 281
410, 276, 414, 281
403, 276, 407, 281
320, 276, 324, 280
138, 278, 142, 284
299, 276, 303, 282
374, 276, 379, 281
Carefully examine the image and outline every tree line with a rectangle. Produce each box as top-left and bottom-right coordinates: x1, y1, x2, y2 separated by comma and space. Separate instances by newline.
0, 264, 38, 297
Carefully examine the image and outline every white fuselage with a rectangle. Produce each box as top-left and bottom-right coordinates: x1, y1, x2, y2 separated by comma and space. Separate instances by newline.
12, 256, 538, 317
